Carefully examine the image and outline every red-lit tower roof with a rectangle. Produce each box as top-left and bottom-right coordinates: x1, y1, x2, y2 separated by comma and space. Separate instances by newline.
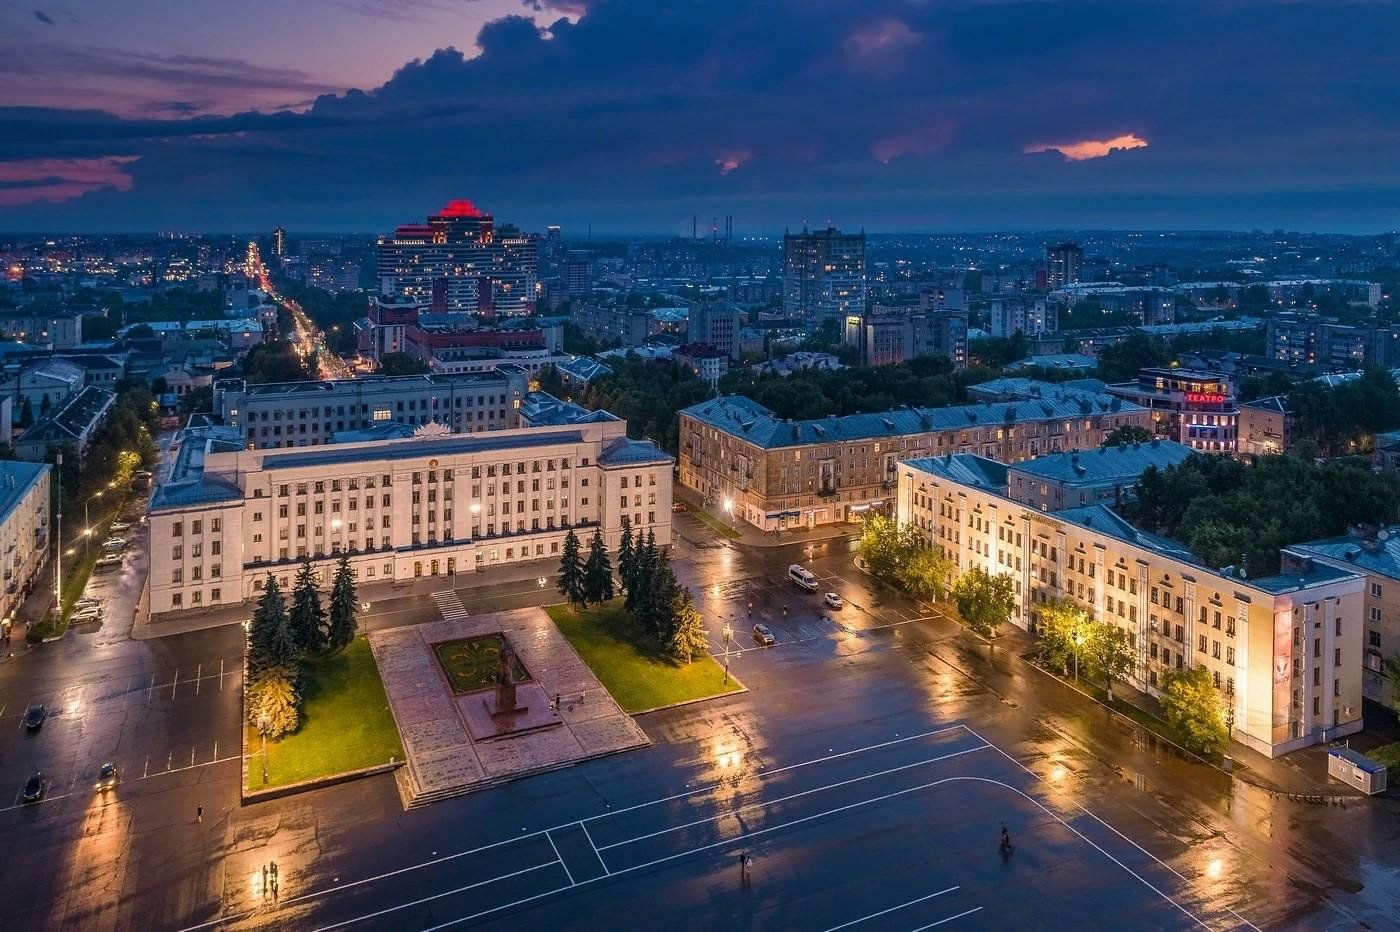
436, 199, 486, 219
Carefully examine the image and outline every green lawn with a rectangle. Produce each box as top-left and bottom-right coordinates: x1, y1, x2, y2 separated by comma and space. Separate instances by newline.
27, 497, 128, 643
1366, 741, 1400, 769
687, 507, 742, 541
246, 637, 404, 791
546, 600, 742, 713
432, 634, 528, 694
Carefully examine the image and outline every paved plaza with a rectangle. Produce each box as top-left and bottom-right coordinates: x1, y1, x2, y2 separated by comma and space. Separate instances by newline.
369, 605, 650, 807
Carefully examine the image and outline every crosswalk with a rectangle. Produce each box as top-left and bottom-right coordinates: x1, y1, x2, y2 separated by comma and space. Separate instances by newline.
433, 590, 469, 621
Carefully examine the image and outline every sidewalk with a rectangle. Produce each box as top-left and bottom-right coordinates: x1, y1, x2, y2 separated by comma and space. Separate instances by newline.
672, 487, 859, 550
132, 555, 569, 640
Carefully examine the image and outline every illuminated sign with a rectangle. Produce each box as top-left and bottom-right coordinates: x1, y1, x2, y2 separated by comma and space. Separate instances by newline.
1185, 392, 1226, 404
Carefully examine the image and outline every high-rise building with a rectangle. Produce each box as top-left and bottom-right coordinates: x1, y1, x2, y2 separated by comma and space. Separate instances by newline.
1046, 242, 1083, 289
687, 302, 741, 359
989, 297, 1057, 338
377, 200, 538, 317
272, 226, 286, 258
783, 226, 866, 327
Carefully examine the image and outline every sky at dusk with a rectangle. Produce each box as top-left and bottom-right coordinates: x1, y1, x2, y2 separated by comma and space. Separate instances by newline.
1, 0, 1398, 234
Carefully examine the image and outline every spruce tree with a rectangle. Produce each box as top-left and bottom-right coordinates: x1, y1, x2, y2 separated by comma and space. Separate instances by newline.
617, 522, 636, 593
627, 529, 656, 614
247, 661, 300, 738
288, 558, 327, 654
249, 574, 296, 671
327, 553, 358, 652
582, 529, 615, 604
557, 529, 586, 606
667, 585, 708, 664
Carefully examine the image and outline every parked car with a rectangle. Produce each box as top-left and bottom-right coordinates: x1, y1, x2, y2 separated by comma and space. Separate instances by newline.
22, 772, 45, 803
101, 538, 129, 551
671, 502, 687, 512
23, 704, 45, 730
95, 762, 118, 792
94, 556, 123, 571
823, 592, 844, 610
74, 597, 100, 610
72, 607, 103, 623
109, 522, 132, 533
752, 623, 776, 646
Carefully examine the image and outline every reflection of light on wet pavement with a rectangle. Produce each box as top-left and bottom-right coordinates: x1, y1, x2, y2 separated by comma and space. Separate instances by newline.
713, 738, 742, 770
1050, 764, 1067, 783
1205, 857, 1223, 880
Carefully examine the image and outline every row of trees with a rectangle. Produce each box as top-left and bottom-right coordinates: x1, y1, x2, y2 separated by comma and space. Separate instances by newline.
858, 514, 957, 602
245, 555, 359, 738
542, 354, 712, 453
557, 526, 708, 663
1287, 366, 1400, 456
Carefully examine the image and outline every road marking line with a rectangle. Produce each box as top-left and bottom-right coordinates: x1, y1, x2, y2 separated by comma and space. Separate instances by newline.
143, 755, 149, 778
823, 885, 960, 931
418, 880, 573, 932
178, 725, 971, 932
909, 906, 984, 930
951, 735, 1213, 932
579, 822, 609, 876
171, 668, 179, 701
545, 831, 574, 886
596, 744, 990, 852
146, 673, 156, 704
219, 658, 225, 690
306, 861, 561, 932
591, 724, 970, 824
196, 663, 201, 696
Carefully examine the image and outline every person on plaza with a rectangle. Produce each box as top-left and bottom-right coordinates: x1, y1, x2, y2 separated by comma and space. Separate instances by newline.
1000, 825, 1011, 852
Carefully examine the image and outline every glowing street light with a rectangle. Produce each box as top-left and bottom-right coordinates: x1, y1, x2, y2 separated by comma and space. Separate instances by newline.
721, 620, 734, 684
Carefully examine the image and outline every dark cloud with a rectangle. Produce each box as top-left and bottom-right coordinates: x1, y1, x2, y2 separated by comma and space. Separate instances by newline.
32, 10, 54, 25
3, 0, 1400, 231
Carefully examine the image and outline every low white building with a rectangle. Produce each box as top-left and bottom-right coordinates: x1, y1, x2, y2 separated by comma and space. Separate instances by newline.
147, 415, 673, 617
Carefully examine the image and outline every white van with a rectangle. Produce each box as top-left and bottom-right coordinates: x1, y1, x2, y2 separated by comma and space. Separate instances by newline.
788, 564, 819, 591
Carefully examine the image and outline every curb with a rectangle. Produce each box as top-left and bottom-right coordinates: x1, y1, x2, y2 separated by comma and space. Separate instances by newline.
632, 681, 748, 716
243, 759, 403, 804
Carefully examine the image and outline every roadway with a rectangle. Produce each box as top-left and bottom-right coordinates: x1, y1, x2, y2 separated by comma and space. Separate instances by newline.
245, 241, 352, 381
0, 517, 1397, 928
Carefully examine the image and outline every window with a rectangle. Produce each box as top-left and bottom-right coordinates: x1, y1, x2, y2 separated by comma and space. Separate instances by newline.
172, 521, 183, 537
172, 545, 183, 560
172, 593, 182, 608
1371, 582, 1383, 598
172, 568, 183, 583
1198, 634, 1207, 654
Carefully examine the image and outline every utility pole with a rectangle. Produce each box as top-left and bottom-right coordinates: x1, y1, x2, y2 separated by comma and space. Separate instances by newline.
53, 451, 62, 620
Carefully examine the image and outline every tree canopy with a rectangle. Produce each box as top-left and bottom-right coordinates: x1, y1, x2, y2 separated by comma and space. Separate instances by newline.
1124, 452, 1400, 577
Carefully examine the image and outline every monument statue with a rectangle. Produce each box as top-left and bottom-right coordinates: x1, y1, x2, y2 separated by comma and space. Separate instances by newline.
495, 639, 518, 714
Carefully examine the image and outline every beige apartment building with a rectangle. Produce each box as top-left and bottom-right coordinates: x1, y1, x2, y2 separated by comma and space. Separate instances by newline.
897, 454, 1365, 758
0, 461, 51, 629
148, 415, 672, 617
678, 386, 1150, 532
1287, 529, 1400, 708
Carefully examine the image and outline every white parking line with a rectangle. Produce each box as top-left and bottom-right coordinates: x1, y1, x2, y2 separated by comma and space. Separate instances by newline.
544, 831, 575, 886
580, 821, 610, 876
910, 906, 984, 930
309, 861, 562, 932
823, 885, 960, 931
595, 744, 990, 853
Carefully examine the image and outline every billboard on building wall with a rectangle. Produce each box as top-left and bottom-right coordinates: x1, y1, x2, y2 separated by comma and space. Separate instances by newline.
1273, 609, 1294, 734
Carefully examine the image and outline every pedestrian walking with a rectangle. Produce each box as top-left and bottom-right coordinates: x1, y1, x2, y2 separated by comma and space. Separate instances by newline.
738, 851, 748, 883
744, 854, 753, 883
196, 805, 203, 822
262, 864, 268, 895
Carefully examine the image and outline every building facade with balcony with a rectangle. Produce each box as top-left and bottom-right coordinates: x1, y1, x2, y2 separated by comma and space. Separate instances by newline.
147, 417, 672, 618
678, 385, 1150, 531
897, 453, 1366, 758
1105, 367, 1238, 453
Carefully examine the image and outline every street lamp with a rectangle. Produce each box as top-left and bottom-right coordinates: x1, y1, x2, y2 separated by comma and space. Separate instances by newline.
257, 712, 270, 784
721, 620, 734, 685
1072, 628, 1084, 681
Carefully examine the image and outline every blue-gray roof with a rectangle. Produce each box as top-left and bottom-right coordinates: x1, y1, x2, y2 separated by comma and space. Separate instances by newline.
559, 357, 612, 381
904, 454, 1008, 492
262, 430, 585, 470
1328, 747, 1387, 773
0, 461, 48, 525
150, 424, 245, 511
519, 391, 619, 426
599, 438, 673, 467
1007, 440, 1193, 488
1006, 354, 1098, 372
682, 388, 1142, 451
1288, 530, 1400, 581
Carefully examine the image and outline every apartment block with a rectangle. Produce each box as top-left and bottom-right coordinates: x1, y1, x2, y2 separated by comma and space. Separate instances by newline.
678, 383, 1149, 531
897, 453, 1365, 758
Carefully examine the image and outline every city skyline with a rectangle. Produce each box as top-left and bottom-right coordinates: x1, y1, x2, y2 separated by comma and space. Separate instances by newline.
3, 0, 1400, 233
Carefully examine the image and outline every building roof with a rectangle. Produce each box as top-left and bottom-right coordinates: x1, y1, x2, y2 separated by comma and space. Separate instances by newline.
1006, 354, 1098, 372
150, 424, 245, 510
1007, 440, 1194, 488
903, 454, 1009, 492
558, 357, 613, 382
261, 429, 586, 471
16, 385, 115, 447
598, 437, 674, 467
0, 461, 48, 526
1287, 529, 1400, 581
682, 388, 1141, 451
230, 368, 522, 398
1241, 395, 1290, 414
518, 391, 619, 427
